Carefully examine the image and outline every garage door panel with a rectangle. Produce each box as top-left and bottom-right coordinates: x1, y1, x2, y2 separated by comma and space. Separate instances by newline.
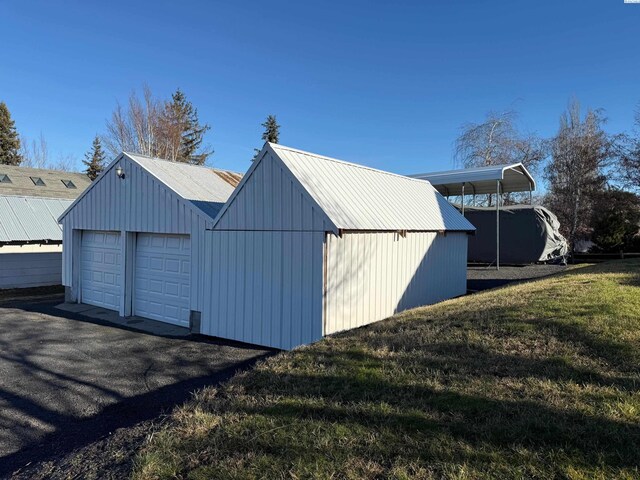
181, 260, 190, 275
134, 233, 190, 327
104, 252, 118, 265
165, 259, 180, 273
81, 230, 122, 312
164, 281, 179, 297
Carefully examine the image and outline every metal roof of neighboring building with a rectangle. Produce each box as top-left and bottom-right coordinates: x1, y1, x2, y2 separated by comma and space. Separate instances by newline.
0, 196, 72, 243
0, 165, 91, 199
266, 143, 475, 232
214, 169, 243, 187
124, 153, 239, 219
409, 163, 536, 196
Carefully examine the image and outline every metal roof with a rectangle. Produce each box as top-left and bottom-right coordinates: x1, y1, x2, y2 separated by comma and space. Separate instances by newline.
409, 163, 536, 196
267, 144, 475, 232
125, 153, 237, 219
0, 196, 72, 243
213, 170, 243, 187
0, 165, 91, 199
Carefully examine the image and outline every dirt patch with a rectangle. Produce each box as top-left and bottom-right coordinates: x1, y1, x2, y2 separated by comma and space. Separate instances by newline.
9, 419, 156, 480
0, 285, 64, 304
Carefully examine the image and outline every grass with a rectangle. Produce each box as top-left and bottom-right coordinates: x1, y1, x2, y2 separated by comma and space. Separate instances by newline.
133, 260, 640, 479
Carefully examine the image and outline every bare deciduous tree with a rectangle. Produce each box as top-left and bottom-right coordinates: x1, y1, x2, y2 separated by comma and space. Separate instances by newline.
20, 133, 78, 171
103, 85, 212, 164
618, 103, 640, 191
20, 133, 49, 168
544, 100, 616, 252
103, 85, 163, 159
454, 110, 547, 205
455, 110, 547, 170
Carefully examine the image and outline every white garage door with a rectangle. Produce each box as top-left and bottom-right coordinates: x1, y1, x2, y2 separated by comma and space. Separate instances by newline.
81, 231, 122, 311
134, 233, 191, 326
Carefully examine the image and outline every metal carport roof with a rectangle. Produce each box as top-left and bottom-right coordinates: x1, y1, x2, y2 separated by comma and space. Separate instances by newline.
409, 163, 536, 196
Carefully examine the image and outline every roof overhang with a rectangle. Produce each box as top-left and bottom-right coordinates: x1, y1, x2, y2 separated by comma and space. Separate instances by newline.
409, 163, 536, 196
0, 239, 62, 246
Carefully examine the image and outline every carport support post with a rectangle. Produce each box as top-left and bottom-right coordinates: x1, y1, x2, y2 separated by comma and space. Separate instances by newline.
461, 182, 465, 215
496, 180, 500, 270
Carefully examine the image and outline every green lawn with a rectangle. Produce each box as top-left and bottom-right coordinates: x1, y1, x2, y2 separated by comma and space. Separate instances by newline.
134, 260, 640, 480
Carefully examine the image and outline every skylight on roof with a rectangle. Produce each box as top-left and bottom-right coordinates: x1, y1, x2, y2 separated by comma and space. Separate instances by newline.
30, 177, 46, 186
0, 174, 11, 184
61, 179, 76, 189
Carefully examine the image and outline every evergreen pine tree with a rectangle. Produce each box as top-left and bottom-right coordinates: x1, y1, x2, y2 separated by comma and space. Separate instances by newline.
0, 102, 23, 165
261, 115, 280, 143
163, 89, 211, 165
253, 114, 280, 160
83, 136, 106, 180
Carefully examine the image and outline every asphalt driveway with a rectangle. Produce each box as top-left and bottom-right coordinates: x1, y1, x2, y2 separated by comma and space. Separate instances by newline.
0, 294, 270, 476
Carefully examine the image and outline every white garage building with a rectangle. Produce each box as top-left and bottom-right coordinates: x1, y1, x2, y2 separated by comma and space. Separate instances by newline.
60, 145, 474, 350
201, 144, 475, 349
58, 152, 239, 327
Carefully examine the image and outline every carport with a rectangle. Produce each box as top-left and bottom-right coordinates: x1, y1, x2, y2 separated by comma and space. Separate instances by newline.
410, 163, 536, 269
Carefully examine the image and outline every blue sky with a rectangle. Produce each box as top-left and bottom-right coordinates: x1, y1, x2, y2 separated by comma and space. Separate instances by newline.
1, 0, 639, 178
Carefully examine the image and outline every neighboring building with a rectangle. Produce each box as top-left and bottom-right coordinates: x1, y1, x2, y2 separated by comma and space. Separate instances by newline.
59, 145, 474, 350
0, 165, 91, 289
202, 144, 475, 349
58, 152, 240, 326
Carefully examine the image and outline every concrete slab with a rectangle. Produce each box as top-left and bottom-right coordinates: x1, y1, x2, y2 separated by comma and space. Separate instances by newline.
55, 302, 191, 337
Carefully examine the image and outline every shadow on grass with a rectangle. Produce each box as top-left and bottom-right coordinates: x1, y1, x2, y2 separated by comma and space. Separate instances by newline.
188, 359, 640, 473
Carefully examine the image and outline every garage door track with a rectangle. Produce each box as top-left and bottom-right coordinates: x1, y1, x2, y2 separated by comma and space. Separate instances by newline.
0, 294, 270, 476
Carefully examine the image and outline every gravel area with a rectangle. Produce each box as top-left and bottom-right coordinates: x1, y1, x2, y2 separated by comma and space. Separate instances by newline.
467, 264, 567, 292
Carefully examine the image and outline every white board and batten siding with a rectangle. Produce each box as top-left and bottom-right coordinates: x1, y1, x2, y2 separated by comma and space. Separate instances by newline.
214, 148, 333, 232
202, 145, 330, 349
324, 231, 468, 335
60, 155, 214, 316
203, 231, 324, 350
0, 252, 62, 289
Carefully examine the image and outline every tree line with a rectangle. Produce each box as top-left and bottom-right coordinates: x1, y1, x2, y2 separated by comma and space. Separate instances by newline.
0, 87, 280, 181
454, 100, 640, 254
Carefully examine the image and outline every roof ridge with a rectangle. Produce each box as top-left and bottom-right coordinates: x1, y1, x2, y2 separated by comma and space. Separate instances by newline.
0, 194, 72, 201
269, 143, 431, 185
0, 165, 88, 176
413, 162, 524, 177
123, 152, 234, 174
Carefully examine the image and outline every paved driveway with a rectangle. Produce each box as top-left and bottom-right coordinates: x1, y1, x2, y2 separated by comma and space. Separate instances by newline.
0, 295, 270, 475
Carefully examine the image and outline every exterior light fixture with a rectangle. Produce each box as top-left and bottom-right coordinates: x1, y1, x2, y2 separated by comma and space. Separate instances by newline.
115, 165, 125, 179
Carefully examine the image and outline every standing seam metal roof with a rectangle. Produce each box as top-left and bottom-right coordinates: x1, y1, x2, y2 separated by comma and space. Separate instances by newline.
0, 196, 72, 243
268, 144, 475, 232
125, 153, 238, 219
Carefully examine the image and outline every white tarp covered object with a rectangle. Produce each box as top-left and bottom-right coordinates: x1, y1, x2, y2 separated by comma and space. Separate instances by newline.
462, 205, 568, 264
